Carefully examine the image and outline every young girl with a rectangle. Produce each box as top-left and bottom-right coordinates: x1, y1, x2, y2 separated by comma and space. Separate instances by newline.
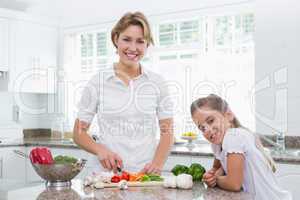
191, 94, 292, 200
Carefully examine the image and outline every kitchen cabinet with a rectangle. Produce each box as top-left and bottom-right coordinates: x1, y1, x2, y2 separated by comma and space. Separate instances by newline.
276, 163, 300, 199
10, 20, 58, 93
0, 18, 9, 72
0, 147, 26, 180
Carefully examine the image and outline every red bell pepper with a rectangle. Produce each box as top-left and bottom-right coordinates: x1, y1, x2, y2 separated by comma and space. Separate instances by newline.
30, 147, 54, 164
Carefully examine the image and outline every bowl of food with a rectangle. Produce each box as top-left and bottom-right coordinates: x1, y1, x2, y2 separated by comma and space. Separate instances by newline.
181, 132, 198, 147
28, 147, 86, 187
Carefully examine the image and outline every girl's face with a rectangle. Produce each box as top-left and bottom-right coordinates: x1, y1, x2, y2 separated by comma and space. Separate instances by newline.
192, 107, 233, 145
114, 25, 148, 67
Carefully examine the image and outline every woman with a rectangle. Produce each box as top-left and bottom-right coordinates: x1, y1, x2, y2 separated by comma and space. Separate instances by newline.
73, 12, 174, 175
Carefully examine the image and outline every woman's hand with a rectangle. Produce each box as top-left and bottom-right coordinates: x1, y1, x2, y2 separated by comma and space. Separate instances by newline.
140, 161, 163, 175
96, 146, 123, 173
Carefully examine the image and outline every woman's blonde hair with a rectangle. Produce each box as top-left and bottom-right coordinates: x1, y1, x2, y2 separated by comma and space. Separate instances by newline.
191, 94, 277, 173
111, 12, 154, 48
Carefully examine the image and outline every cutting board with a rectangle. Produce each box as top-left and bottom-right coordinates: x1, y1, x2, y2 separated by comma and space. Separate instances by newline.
102, 181, 163, 188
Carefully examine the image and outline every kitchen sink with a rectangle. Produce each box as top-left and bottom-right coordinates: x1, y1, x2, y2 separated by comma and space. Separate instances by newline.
269, 148, 300, 157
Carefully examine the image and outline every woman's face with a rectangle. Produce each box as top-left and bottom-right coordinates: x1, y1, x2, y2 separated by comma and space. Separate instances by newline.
192, 107, 233, 145
115, 25, 148, 67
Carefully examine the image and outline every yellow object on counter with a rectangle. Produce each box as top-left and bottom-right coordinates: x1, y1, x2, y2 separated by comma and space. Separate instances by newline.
182, 132, 197, 137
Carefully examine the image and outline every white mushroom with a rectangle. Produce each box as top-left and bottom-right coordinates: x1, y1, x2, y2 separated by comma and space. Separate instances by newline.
176, 174, 193, 189
118, 180, 128, 190
163, 176, 177, 188
83, 175, 93, 186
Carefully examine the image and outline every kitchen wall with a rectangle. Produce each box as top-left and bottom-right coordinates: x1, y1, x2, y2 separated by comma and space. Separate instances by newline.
255, 0, 300, 136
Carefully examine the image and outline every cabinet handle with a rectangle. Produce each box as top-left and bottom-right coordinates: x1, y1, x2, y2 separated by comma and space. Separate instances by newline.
0, 157, 3, 179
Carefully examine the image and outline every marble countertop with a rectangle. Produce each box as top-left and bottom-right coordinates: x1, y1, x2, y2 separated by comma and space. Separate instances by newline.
0, 179, 253, 200
1, 138, 300, 164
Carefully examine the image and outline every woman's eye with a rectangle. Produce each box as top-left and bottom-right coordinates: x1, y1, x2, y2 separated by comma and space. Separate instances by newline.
138, 40, 145, 44
123, 38, 130, 42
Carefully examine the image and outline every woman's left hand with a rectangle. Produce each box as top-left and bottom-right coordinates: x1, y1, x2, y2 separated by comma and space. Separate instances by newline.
140, 162, 163, 175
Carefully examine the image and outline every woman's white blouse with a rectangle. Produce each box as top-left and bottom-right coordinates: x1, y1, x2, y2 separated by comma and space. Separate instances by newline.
77, 66, 173, 172
211, 128, 292, 200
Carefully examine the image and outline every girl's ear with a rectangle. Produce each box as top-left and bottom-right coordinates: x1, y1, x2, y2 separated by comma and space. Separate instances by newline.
224, 109, 235, 122
114, 35, 119, 48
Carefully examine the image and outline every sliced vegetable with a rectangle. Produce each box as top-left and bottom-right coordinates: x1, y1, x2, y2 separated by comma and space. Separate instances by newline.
148, 174, 164, 181
120, 171, 130, 181
141, 175, 151, 182
111, 175, 121, 183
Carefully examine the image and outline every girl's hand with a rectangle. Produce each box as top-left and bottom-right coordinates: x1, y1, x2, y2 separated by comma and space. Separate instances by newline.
96, 146, 123, 173
140, 161, 163, 175
202, 169, 218, 187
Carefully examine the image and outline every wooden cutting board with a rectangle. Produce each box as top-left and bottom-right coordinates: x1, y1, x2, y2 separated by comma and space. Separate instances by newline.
102, 181, 163, 188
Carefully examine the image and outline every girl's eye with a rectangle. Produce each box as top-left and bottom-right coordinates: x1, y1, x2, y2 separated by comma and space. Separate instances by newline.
207, 118, 214, 124
137, 40, 145, 44
198, 125, 206, 133
123, 38, 130, 42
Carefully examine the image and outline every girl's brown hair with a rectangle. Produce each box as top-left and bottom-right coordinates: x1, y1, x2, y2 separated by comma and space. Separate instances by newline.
111, 12, 154, 48
191, 94, 276, 172
190, 94, 242, 128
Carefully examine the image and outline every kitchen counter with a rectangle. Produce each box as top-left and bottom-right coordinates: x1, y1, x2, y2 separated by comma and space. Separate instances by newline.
1, 138, 300, 164
0, 179, 253, 200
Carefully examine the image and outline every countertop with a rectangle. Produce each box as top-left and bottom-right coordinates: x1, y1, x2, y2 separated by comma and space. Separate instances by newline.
0, 179, 253, 200
1, 138, 300, 164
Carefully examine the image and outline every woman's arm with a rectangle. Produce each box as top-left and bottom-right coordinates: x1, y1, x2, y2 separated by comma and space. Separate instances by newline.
73, 119, 123, 172
141, 118, 174, 174
216, 153, 244, 192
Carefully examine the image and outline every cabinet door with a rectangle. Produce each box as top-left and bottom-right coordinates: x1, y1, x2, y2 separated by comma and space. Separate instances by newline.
11, 20, 57, 93
0, 18, 9, 71
163, 155, 192, 173
1, 147, 26, 180
275, 163, 300, 199
191, 156, 213, 170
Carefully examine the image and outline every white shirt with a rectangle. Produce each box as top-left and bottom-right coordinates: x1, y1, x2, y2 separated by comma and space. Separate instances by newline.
77, 65, 173, 172
211, 128, 292, 200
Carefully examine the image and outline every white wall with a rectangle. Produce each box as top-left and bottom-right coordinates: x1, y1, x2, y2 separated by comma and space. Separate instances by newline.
255, 0, 300, 136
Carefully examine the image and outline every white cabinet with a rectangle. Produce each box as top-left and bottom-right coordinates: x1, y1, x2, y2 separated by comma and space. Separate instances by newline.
0, 147, 26, 180
0, 18, 9, 71
10, 20, 58, 93
275, 163, 300, 199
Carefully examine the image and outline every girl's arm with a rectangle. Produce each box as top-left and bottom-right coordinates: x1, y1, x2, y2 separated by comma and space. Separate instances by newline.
141, 118, 174, 174
216, 153, 244, 192
212, 158, 221, 171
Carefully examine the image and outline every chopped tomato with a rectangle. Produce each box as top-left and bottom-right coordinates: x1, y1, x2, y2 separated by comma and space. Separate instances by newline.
121, 172, 130, 181
111, 175, 121, 183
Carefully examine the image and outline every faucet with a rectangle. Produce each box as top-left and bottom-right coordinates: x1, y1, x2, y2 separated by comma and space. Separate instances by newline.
276, 131, 285, 152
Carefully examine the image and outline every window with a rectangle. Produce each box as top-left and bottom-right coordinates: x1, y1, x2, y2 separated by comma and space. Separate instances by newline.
63, 10, 255, 140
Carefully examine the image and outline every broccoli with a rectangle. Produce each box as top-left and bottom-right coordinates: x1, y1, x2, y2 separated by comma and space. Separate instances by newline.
171, 164, 189, 176
187, 163, 206, 181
